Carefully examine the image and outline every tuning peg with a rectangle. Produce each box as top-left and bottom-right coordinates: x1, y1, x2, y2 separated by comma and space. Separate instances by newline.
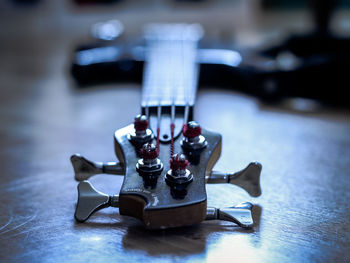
206, 162, 262, 197
205, 202, 254, 228
75, 181, 119, 222
70, 154, 124, 181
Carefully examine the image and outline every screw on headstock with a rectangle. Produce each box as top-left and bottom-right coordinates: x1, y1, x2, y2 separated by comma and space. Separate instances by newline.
181, 121, 207, 151
129, 114, 154, 146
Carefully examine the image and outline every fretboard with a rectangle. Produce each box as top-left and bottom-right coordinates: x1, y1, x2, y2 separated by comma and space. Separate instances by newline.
141, 24, 203, 108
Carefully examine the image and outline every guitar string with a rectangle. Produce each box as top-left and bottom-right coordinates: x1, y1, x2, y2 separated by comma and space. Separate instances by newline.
170, 102, 175, 157
151, 36, 161, 155
171, 30, 193, 159
144, 36, 161, 154
143, 33, 151, 139
183, 34, 191, 133
144, 26, 194, 158
145, 105, 149, 121
171, 29, 187, 159
156, 38, 161, 154
170, 37, 176, 157
184, 30, 193, 129
156, 102, 161, 154
184, 36, 190, 126
167, 31, 174, 157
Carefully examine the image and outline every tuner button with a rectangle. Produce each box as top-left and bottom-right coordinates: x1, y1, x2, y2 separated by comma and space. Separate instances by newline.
129, 114, 153, 146
181, 121, 207, 151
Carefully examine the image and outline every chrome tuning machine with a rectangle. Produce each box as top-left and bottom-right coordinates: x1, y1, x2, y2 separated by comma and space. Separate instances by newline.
136, 143, 163, 188
205, 202, 254, 228
207, 162, 262, 197
181, 121, 207, 151
74, 181, 255, 229
128, 114, 153, 147
74, 181, 119, 222
70, 154, 124, 181
181, 121, 207, 164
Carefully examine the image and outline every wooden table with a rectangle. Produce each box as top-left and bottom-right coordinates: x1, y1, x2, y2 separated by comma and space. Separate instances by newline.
1, 2, 350, 262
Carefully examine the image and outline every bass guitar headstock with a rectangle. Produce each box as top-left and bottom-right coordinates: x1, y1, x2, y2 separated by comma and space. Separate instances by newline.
72, 115, 262, 229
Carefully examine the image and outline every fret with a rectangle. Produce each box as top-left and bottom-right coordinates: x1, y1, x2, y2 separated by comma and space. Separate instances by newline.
141, 24, 203, 108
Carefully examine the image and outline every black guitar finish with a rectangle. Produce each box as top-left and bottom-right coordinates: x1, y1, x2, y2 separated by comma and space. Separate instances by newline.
115, 124, 221, 210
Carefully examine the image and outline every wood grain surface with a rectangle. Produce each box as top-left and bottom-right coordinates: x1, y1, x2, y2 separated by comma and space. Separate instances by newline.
1, 1, 350, 262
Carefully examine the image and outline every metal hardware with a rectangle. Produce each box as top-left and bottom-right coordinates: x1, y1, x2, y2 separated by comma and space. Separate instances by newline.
165, 169, 193, 186
136, 143, 163, 188
205, 202, 254, 228
128, 114, 153, 146
71, 154, 124, 181
181, 121, 207, 151
165, 154, 193, 186
207, 162, 262, 197
136, 143, 163, 177
75, 181, 119, 222
165, 154, 193, 199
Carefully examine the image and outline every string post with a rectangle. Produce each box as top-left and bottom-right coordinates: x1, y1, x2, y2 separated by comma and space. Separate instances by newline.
169, 154, 189, 176
166, 153, 193, 193
134, 114, 149, 134
141, 143, 158, 164
181, 121, 207, 151
136, 143, 163, 180
129, 115, 153, 146
183, 121, 202, 138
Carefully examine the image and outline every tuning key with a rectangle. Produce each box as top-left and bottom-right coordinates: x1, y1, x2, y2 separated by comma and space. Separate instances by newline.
207, 162, 262, 197
205, 202, 254, 228
71, 154, 124, 181
75, 181, 119, 222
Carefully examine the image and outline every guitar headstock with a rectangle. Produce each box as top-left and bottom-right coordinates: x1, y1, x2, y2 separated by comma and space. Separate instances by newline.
113, 121, 221, 228
72, 115, 262, 229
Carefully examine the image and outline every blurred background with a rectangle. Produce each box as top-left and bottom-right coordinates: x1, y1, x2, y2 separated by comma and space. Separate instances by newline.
1, 0, 350, 110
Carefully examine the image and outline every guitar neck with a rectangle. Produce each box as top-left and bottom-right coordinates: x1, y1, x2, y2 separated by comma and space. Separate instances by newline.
141, 24, 203, 109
